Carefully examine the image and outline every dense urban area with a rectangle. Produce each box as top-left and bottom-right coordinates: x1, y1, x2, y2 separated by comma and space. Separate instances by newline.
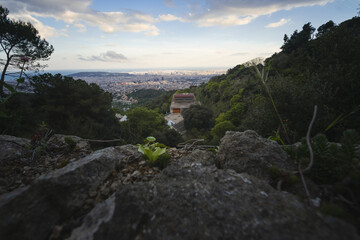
68, 70, 225, 105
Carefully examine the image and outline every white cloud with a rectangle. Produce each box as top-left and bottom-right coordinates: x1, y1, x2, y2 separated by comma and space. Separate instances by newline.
186, 0, 333, 26
74, 23, 87, 32
158, 14, 182, 22
2, 0, 160, 36
266, 18, 290, 28
197, 15, 254, 27
1, 0, 334, 38
8, 13, 67, 38
79, 51, 127, 62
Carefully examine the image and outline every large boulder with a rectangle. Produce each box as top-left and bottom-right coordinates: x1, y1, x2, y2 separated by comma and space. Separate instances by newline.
68, 150, 358, 240
216, 130, 296, 182
0, 145, 140, 240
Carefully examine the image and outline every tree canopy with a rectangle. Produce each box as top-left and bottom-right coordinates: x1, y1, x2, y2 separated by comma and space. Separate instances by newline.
0, 5, 54, 96
182, 105, 214, 131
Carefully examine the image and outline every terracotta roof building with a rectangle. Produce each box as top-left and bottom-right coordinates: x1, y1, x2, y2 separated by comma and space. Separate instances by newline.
170, 93, 200, 114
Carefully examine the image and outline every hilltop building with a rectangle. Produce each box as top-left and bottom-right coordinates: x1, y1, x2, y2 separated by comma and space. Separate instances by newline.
165, 93, 200, 135
170, 93, 199, 114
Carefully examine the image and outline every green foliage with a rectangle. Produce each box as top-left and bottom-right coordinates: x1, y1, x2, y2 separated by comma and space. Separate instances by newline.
268, 131, 285, 145
137, 136, 169, 168
286, 130, 360, 185
0, 73, 122, 139
151, 128, 183, 147
223, 102, 245, 126
281, 22, 315, 54
121, 106, 167, 143
30, 73, 120, 139
182, 105, 214, 131
144, 90, 175, 114
211, 120, 235, 143
229, 90, 243, 107
194, 17, 360, 143
316, 20, 335, 37
151, 152, 171, 169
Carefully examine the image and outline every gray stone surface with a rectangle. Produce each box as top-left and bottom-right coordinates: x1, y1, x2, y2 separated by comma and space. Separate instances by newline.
0, 135, 31, 163
217, 130, 296, 182
0, 145, 139, 240
68, 150, 359, 240
47, 134, 91, 154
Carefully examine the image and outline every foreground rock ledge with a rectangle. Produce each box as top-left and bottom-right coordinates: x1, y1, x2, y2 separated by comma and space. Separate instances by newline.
0, 145, 140, 240
69, 150, 358, 240
0, 132, 359, 240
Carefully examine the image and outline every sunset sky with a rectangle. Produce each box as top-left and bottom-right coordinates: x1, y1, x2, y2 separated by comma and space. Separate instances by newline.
0, 0, 359, 71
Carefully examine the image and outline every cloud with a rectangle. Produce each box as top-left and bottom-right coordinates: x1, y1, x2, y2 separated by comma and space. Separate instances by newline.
79, 51, 128, 62
185, 0, 333, 26
158, 14, 182, 22
74, 23, 87, 32
2, 0, 160, 36
8, 13, 67, 38
266, 18, 290, 28
1, 0, 333, 36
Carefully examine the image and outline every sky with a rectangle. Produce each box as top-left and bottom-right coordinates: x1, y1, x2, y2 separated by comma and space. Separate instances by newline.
0, 0, 359, 71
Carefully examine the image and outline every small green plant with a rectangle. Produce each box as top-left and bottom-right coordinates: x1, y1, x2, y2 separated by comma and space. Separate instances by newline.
268, 130, 285, 145
137, 136, 167, 166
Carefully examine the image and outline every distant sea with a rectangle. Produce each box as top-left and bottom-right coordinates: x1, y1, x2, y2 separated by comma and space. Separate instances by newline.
4, 67, 228, 81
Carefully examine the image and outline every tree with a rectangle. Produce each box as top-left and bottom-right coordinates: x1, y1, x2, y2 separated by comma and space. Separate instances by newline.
0, 6, 54, 97
281, 23, 315, 53
121, 107, 167, 143
316, 20, 335, 37
182, 105, 214, 130
211, 120, 235, 142
30, 73, 120, 139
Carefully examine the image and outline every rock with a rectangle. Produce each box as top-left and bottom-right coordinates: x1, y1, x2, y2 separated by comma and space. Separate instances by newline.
47, 134, 91, 154
68, 150, 359, 240
0, 145, 139, 240
216, 130, 296, 182
0, 135, 31, 163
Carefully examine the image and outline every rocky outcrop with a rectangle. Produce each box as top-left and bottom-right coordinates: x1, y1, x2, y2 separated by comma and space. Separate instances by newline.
0, 132, 359, 240
68, 150, 358, 240
217, 130, 296, 183
0, 134, 93, 194
0, 145, 141, 240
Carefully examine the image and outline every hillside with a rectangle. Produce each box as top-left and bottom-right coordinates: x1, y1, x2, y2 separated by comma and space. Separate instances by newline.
188, 17, 360, 143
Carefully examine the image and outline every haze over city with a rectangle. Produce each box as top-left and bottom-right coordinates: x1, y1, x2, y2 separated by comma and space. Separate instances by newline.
0, 0, 358, 71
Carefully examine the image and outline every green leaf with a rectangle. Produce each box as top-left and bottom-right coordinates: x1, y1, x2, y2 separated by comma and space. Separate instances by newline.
137, 145, 146, 155
153, 147, 166, 159
146, 136, 156, 142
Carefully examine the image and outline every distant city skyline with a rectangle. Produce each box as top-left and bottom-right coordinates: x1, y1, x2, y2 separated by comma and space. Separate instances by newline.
0, 0, 359, 70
